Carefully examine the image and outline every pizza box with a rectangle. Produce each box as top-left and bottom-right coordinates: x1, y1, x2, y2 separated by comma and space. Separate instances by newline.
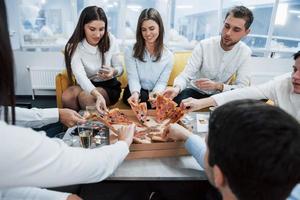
109, 109, 189, 160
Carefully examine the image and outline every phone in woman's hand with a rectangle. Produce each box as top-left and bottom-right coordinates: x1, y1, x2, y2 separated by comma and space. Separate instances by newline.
99, 67, 111, 74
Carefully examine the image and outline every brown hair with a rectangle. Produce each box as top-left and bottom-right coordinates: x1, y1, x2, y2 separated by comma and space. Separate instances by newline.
65, 6, 110, 85
0, 0, 15, 124
133, 8, 164, 62
225, 6, 254, 30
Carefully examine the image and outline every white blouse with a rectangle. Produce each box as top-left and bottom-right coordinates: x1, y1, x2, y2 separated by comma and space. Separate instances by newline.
71, 33, 123, 94
125, 45, 174, 94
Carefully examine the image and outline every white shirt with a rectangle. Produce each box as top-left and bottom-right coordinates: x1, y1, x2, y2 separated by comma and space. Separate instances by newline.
0, 107, 58, 129
71, 33, 123, 94
212, 74, 300, 121
0, 120, 129, 188
125, 46, 174, 93
0, 187, 70, 200
174, 36, 252, 93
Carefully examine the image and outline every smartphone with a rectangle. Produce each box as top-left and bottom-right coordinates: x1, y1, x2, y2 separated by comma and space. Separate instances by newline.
99, 67, 111, 73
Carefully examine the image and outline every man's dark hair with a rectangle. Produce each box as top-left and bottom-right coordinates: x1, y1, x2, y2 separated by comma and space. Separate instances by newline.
225, 6, 254, 29
293, 50, 300, 60
207, 99, 300, 200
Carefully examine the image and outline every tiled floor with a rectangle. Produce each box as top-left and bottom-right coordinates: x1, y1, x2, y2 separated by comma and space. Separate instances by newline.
16, 95, 57, 108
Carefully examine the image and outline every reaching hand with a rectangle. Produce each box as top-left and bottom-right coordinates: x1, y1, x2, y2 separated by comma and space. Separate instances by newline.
181, 97, 201, 112
98, 65, 115, 80
59, 108, 86, 127
95, 94, 108, 114
66, 194, 82, 200
162, 86, 180, 99
162, 123, 192, 141
181, 97, 217, 112
118, 124, 136, 147
194, 78, 222, 91
128, 92, 140, 104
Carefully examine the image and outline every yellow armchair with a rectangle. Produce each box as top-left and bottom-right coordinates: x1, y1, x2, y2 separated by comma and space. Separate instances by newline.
55, 51, 192, 108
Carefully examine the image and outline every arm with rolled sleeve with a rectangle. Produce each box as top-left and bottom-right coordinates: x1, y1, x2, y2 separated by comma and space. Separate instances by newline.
1, 107, 59, 128
71, 50, 95, 94
0, 121, 129, 188
14, 107, 59, 128
212, 79, 276, 106
125, 47, 141, 94
152, 52, 174, 93
184, 134, 207, 169
174, 43, 203, 91
0, 187, 71, 200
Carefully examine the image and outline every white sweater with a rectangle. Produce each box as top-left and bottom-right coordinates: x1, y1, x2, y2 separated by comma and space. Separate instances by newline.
213, 75, 300, 121
174, 36, 252, 93
71, 33, 123, 93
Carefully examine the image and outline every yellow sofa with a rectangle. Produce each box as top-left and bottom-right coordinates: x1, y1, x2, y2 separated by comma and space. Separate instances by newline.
55, 51, 192, 108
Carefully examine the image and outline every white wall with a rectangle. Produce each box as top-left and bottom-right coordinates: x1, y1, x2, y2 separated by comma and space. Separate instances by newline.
249, 57, 293, 85
13, 51, 64, 95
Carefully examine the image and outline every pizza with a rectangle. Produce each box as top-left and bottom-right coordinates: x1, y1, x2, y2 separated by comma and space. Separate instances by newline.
84, 108, 132, 125
155, 95, 178, 122
167, 103, 186, 124
104, 108, 132, 124
133, 130, 152, 144
128, 99, 148, 124
133, 126, 168, 144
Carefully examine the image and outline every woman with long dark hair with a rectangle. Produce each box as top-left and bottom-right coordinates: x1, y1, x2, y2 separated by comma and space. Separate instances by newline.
62, 6, 123, 112
122, 8, 174, 108
0, 1, 134, 197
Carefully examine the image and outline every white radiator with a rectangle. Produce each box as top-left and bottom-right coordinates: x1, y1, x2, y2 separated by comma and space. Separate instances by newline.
27, 66, 62, 100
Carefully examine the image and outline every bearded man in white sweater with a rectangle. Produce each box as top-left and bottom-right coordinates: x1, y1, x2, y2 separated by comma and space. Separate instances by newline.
163, 6, 253, 104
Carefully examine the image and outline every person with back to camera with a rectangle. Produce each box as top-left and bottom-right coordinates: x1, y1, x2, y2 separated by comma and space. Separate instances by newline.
62, 6, 123, 112
163, 99, 300, 200
122, 8, 174, 108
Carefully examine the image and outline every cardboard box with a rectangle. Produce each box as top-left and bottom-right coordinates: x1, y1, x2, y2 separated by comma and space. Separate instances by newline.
110, 109, 189, 160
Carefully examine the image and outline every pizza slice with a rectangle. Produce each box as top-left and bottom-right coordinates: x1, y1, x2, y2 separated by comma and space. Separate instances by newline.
128, 99, 148, 123
169, 107, 186, 124
105, 108, 132, 124
133, 130, 152, 144
155, 95, 178, 122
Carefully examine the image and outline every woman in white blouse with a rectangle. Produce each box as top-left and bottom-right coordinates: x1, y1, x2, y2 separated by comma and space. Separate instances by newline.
62, 6, 123, 112
123, 8, 174, 108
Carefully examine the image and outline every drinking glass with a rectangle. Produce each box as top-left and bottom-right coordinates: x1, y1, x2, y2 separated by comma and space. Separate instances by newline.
77, 122, 93, 148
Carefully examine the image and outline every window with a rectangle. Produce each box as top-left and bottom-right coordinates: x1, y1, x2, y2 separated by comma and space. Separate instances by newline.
223, 0, 275, 56
11, 0, 300, 57
171, 0, 220, 50
271, 0, 300, 57
19, 0, 77, 50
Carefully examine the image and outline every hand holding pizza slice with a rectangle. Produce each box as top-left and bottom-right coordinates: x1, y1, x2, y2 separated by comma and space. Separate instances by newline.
128, 99, 148, 124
